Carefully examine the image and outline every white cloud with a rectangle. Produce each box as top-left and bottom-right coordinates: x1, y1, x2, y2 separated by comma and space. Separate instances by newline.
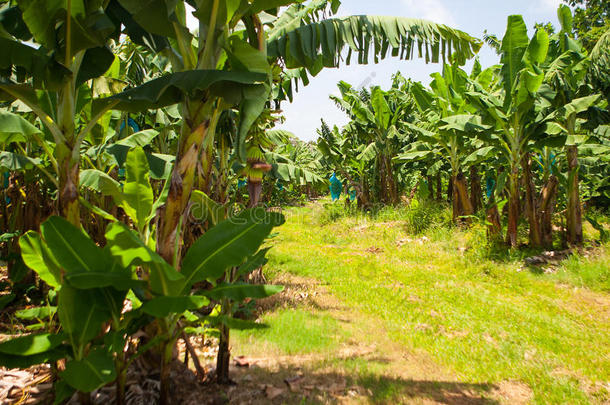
400, 0, 457, 26
529, 0, 563, 14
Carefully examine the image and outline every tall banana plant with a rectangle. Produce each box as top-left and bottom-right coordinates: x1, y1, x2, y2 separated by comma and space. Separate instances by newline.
330, 78, 415, 204
398, 62, 494, 221
0, 1, 130, 225
317, 119, 373, 208
539, 5, 606, 246
105, 0, 482, 263
466, 15, 551, 247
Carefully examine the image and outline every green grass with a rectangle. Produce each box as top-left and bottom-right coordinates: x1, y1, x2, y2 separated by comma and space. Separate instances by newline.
550, 247, 610, 292
258, 199, 610, 404
233, 308, 346, 355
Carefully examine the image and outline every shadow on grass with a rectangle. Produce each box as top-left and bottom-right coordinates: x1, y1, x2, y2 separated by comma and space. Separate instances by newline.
194, 361, 499, 404
256, 280, 344, 314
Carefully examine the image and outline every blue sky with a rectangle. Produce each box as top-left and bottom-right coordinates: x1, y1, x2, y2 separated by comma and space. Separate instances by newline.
275, 0, 565, 141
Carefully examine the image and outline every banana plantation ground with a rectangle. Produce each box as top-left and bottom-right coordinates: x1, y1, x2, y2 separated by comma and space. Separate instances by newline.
1, 199, 609, 404
1, 0, 609, 403
201, 200, 607, 404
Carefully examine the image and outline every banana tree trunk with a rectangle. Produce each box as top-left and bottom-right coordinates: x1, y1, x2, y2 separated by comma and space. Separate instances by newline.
247, 181, 263, 208
385, 155, 398, 205
486, 199, 502, 241
469, 166, 482, 213
377, 155, 386, 204
198, 142, 215, 196
566, 145, 583, 246
451, 174, 460, 222
447, 172, 453, 203
216, 322, 231, 384
521, 153, 542, 248
57, 152, 80, 226
506, 165, 520, 248
216, 297, 232, 384
539, 175, 558, 250
157, 98, 218, 264
159, 336, 176, 405
454, 172, 473, 223
56, 76, 80, 226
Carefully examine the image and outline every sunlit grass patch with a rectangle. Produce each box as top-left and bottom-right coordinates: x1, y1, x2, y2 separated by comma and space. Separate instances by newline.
550, 247, 610, 292
233, 308, 346, 356
263, 202, 610, 404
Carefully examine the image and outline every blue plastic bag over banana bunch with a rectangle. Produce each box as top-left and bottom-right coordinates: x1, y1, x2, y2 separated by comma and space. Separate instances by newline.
329, 173, 342, 201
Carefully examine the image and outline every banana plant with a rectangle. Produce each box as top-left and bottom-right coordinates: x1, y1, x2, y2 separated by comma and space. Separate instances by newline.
317, 119, 375, 208
264, 133, 326, 189
398, 62, 494, 222
0, 1, 134, 225
538, 5, 607, 246
2, 145, 285, 404
329, 78, 416, 204
104, 0, 482, 264
466, 15, 551, 247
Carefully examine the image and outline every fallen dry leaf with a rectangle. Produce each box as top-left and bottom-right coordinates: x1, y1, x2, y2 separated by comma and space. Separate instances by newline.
234, 356, 250, 368
265, 385, 285, 400
284, 375, 304, 392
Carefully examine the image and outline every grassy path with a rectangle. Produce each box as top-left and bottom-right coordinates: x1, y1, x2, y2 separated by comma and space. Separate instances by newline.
232, 202, 610, 404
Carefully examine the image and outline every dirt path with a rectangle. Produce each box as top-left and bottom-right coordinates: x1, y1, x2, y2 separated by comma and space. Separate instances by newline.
194, 273, 532, 404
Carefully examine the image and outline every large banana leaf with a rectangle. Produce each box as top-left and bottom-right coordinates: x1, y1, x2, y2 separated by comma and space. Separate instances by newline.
105, 0, 170, 53
79, 169, 122, 199
0, 110, 41, 144
105, 222, 186, 296
588, 29, 610, 100
371, 87, 391, 130
40, 216, 136, 292
180, 208, 285, 290
499, 15, 529, 100
204, 283, 283, 301
0, 151, 41, 171
141, 295, 209, 318
267, 0, 340, 41
0, 37, 69, 88
18, 0, 116, 55
19, 231, 62, 289
92, 70, 268, 113
61, 347, 116, 393
267, 15, 482, 74
121, 147, 154, 232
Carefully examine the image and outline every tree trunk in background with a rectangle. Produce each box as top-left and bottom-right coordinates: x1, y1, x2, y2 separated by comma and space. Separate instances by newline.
521, 154, 542, 248
566, 145, 583, 246
539, 175, 558, 250
247, 181, 263, 208
447, 172, 453, 203
469, 166, 482, 213
455, 172, 473, 223
506, 165, 520, 248
216, 322, 231, 384
451, 174, 460, 222
436, 173, 442, 201
385, 155, 398, 205
486, 200, 502, 241
377, 156, 385, 204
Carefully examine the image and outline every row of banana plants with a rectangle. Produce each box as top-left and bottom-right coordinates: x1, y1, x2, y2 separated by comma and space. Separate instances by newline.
0, 0, 484, 403
319, 5, 609, 248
